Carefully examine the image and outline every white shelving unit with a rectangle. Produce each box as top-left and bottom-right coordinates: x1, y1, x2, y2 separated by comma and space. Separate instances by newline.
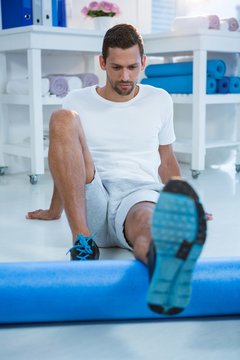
1, 27, 240, 181
144, 30, 240, 177
0, 26, 103, 183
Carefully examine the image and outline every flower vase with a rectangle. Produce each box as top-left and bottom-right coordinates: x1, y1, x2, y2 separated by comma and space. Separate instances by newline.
93, 16, 113, 32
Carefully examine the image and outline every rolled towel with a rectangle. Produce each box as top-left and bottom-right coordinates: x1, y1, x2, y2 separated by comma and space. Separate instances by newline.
6, 78, 50, 96
220, 18, 239, 31
172, 15, 220, 33
141, 75, 217, 94
77, 73, 99, 88
47, 75, 69, 97
145, 60, 226, 79
65, 76, 83, 91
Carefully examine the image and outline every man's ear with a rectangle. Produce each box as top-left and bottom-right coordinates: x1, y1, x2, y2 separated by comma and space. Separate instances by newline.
99, 55, 106, 70
141, 54, 147, 71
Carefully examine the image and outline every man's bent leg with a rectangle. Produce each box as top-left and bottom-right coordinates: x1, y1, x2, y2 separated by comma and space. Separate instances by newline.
48, 109, 95, 242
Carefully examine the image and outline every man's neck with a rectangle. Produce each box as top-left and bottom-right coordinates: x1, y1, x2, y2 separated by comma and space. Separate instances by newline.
96, 85, 139, 102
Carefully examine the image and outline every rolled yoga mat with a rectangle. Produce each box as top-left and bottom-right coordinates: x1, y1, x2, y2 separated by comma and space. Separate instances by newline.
0, 258, 240, 324
217, 76, 240, 94
141, 75, 217, 94
145, 60, 226, 79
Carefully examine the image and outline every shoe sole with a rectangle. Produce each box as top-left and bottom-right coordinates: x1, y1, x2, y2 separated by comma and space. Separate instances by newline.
147, 180, 206, 315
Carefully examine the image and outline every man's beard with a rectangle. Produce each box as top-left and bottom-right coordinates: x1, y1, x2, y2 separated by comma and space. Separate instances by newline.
110, 80, 135, 96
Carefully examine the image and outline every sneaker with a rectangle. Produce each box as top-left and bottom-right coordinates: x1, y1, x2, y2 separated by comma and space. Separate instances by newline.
147, 179, 207, 315
67, 234, 100, 260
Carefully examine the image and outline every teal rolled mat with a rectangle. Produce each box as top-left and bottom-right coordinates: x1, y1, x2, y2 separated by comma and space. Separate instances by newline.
0, 258, 239, 324
141, 75, 217, 94
145, 60, 226, 79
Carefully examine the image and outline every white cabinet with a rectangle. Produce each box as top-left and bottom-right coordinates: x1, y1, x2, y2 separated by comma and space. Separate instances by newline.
0, 26, 102, 182
144, 30, 240, 177
1, 27, 240, 181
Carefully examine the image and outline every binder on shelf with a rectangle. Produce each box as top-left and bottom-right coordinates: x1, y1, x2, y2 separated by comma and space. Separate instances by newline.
0, 1, 2, 29
32, 0, 42, 25
42, 0, 52, 26
1, 0, 32, 29
52, 0, 67, 27
0, 0, 67, 29
52, 0, 58, 27
57, 0, 67, 27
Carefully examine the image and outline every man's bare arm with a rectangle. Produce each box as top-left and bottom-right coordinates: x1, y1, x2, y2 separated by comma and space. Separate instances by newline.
26, 184, 63, 220
158, 144, 181, 184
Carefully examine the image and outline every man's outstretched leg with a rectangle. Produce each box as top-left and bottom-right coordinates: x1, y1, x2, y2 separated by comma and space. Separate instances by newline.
124, 179, 207, 315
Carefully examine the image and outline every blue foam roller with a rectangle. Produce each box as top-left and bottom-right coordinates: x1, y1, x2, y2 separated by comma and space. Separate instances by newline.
141, 75, 217, 94
145, 60, 226, 79
217, 76, 240, 94
217, 77, 230, 93
229, 76, 240, 93
0, 258, 240, 324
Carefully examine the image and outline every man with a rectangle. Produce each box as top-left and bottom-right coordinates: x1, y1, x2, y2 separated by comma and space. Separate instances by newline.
27, 24, 207, 315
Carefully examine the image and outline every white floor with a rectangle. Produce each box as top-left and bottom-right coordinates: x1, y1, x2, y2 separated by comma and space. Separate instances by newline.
0, 156, 240, 359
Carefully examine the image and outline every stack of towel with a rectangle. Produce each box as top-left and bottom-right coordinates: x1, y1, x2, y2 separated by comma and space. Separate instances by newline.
5, 73, 99, 97
141, 60, 240, 95
172, 15, 239, 32
47, 73, 99, 97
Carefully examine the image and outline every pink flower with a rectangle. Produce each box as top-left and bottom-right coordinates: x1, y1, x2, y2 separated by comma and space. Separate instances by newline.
89, 1, 99, 11
111, 3, 120, 15
99, 1, 112, 13
81, 6, 89, 16
81, 1, 121, 17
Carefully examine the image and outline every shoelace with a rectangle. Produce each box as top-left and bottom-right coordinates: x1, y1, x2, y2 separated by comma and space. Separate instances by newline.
66, 234, 95, 260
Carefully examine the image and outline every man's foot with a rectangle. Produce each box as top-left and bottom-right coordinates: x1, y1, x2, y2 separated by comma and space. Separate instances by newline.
67, 234, 100, 260
147, 179, 207, 315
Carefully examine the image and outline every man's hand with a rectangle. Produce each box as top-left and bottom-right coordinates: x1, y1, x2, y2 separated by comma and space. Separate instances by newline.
26, 209, 62, 220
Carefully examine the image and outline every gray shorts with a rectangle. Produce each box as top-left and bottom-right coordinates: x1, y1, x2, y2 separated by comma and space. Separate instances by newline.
85, 171, 163, 250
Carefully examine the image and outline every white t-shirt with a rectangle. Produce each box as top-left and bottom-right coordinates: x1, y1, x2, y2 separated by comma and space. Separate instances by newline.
62, 84, 175, 183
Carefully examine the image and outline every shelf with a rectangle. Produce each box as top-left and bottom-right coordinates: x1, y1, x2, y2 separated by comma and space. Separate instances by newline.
42, 96, 64, 105
3, 143, 48, 158
0, 94, 30, 105
174, 139, 240, 154
0, 94, 64, 106
171, 94, 240, 105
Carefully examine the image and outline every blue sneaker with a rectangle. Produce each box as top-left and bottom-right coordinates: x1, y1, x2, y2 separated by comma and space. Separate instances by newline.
67, 234, 99, 261
147, 179, 206, 315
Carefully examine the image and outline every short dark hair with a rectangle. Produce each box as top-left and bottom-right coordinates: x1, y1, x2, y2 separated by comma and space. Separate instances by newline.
102, 23, 144, 62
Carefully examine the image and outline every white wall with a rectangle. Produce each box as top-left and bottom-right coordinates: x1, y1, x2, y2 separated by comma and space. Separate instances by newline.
67, 0, 151, 34
177, 0, 239, 18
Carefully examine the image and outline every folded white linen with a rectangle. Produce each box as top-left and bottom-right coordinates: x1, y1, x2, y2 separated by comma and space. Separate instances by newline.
6, 78, 50, 96
172, 15, 220, 33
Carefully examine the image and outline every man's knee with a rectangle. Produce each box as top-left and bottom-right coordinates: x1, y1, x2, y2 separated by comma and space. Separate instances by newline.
125, 202, 154, 238
49, 109, 79, 135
